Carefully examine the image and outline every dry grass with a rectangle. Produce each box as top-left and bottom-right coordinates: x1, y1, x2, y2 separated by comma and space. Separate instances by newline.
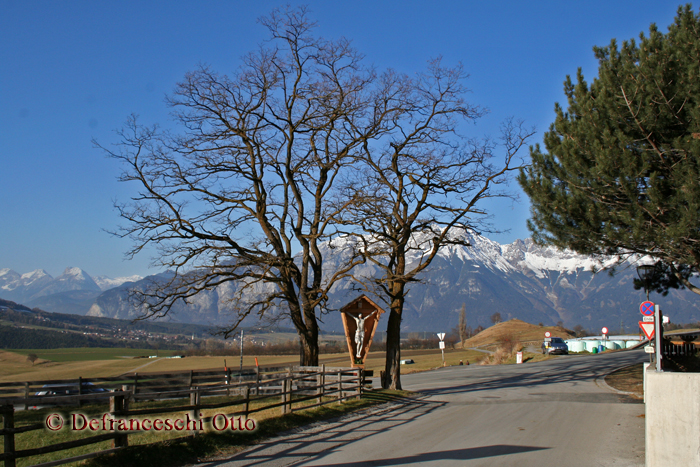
0, 320, 555, 383
604, 363, 643, 398
463, 319, 574, 351
0, 347, 487, 383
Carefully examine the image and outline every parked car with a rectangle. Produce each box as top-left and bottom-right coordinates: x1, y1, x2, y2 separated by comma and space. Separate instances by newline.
30, 383, 111, 409
542, 337, 569, 355
35, 382, 110, 396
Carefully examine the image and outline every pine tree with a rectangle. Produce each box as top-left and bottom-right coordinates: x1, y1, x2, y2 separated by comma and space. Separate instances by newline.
518, 5, 700, 295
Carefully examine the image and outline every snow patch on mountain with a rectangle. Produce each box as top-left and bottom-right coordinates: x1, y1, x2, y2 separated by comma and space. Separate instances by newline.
20, 269, 52, 283
94, 275, 143, 291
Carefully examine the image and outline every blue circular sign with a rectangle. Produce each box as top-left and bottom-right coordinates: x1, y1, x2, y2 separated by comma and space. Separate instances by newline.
640, 301, 655, 316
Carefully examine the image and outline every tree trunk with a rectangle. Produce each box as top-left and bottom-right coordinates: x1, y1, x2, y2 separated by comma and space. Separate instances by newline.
383, 308, 402, 389
298, 308, 320, 366
299, 335, 319, 366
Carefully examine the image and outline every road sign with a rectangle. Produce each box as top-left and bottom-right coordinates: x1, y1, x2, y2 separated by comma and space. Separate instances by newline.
544, 331, 551, 338
439, 341, 445, 349
437, 333, 445, 341
642, 316, 654, 322
639, 321, 655, 340
640, 301, 655, 316
644, 345, 655, 354
663, 316, 670, 324
602, 327, 608, 335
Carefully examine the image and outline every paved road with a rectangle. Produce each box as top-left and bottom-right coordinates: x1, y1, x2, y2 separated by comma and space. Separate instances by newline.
204, 350, 646, 467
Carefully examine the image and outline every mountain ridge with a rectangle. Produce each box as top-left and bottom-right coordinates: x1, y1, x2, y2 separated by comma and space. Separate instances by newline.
3, 234, 699, 332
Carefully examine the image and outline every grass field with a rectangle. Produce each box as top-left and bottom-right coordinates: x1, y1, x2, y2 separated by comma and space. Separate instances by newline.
10, 348, 180, 362
0, 346, 489, 383
1, 318, 566, 383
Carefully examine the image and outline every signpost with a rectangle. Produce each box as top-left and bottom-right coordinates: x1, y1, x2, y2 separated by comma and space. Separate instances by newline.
437, 333, 446, 366
654, 305, 664, 372
638, 300, 664, 370
601, 327, 608, 341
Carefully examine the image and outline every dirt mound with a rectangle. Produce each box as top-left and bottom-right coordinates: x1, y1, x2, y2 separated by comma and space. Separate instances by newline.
462, 319, 575, 349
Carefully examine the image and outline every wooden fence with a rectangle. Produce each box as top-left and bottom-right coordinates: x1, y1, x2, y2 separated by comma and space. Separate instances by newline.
0, 365, 365, 467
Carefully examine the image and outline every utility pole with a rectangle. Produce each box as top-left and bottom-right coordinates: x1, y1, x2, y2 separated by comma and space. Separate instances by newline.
239, 329, 244, 383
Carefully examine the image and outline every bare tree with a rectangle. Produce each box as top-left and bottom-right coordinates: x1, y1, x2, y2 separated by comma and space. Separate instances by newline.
491, 312, 502, 325
96, 7, 403, 365
458, 303, 467, 348
339, 61, 534, 389
27, 353, 38, 366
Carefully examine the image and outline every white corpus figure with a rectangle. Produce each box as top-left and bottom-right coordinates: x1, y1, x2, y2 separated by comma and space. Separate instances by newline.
349, 311, 377, 358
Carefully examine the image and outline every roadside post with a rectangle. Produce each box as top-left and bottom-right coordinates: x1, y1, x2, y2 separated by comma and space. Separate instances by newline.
437, 333, 446, 366
640, 300, 655, 363
601, 327, 609, 353
654, 304, 664, 372
544, 331, 551, 353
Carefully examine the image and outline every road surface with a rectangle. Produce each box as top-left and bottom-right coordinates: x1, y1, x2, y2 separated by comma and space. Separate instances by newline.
203, 350, 646, 467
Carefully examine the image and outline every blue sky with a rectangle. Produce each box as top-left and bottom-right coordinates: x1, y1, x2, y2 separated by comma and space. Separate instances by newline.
0, 1, 684, 279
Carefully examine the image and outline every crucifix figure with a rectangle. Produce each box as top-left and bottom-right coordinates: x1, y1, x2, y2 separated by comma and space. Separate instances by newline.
348, 310, 377, 358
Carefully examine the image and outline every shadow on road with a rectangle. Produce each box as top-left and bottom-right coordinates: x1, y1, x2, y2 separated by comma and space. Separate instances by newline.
310, 445, 551, 466
413, 351, 645, 404
206, 396, 445, 466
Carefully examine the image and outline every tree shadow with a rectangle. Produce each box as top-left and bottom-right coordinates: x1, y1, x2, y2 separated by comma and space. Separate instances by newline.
207, 396, 445, 466
313, 445, 550, 466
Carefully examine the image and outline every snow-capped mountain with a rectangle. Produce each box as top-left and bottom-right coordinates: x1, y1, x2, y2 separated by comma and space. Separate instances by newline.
82, 232, 700, 332
93, 275, 143, 291
0, 268, 142, 315
6, 233, 700, 331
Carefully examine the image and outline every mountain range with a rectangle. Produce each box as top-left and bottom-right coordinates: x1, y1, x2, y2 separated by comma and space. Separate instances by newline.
0, 267, 141, 315
3, 233, 700, 333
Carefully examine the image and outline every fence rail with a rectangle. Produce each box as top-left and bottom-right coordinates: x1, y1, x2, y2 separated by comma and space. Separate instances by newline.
0, 365, 366, 467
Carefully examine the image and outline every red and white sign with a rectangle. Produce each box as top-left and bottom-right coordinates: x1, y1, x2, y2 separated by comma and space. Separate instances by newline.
602, 327, 608, 335
639, 322, 655, 340
640, 301, 655, 316
544, 331, 551, 338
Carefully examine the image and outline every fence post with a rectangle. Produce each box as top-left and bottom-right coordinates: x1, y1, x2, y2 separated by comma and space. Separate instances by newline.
190, 387, 200, 436
338, 371, 343, 404
78, 376, 83, 408
24, 382, 29, 411
243, 386, 250, 418
287, 368, 293, 413
133, 373, 139, 402
2, 404, 16, 467
280, 378, 288, 415
225, 367, 231, 396
110, 392, 128, 448
316, 364, 325, 405
356, 369, 362, 400
188, 370, 194, 389
255, 366, 260, 395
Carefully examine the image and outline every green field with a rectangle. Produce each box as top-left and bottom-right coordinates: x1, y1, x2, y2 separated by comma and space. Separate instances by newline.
10, 348, 179, 362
